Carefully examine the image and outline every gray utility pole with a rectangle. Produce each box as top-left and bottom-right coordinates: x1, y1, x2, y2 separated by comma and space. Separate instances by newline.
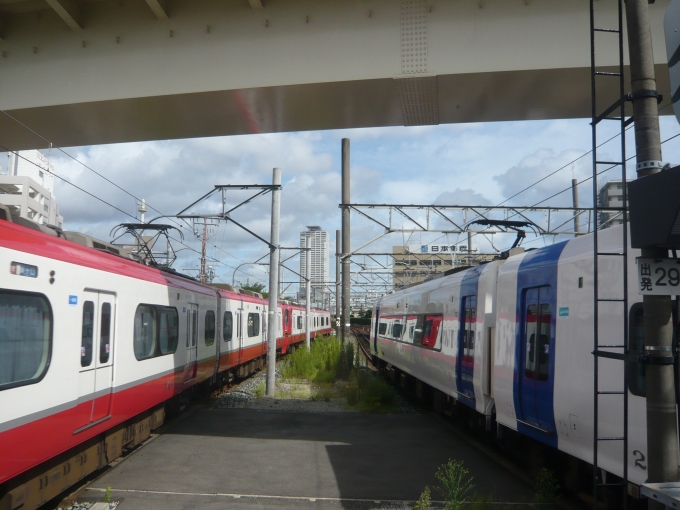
336, 229, 341, 338
341, 138, 351, 343
266, 167, 281, 397
626, 0, 678, 498
306, 237, 311, 351
572, 179, 580, 235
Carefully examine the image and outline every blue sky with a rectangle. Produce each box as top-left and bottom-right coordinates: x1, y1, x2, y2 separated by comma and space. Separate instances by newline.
27, 112, 680, 291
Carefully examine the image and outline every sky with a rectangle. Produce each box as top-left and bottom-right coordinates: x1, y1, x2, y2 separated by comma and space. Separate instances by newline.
5, 113, 680, 295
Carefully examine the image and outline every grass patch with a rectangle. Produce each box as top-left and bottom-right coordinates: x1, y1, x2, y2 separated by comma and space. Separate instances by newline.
344, 368, 396, 412
280, 336, 347, 383
253, 381, 266, 398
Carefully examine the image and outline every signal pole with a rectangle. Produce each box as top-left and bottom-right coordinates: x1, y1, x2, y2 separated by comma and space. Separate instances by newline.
341, 138, 351, 344
625, 0, 678, 499
336, 229, 341, 338
265, 168, 281, 397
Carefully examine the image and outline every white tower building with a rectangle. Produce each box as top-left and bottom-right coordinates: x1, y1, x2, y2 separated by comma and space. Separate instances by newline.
0, 151, 63, 228
300, 226, 329, 301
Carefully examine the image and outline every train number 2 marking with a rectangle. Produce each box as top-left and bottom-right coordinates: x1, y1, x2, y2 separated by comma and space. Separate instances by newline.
633, 450, 647, 470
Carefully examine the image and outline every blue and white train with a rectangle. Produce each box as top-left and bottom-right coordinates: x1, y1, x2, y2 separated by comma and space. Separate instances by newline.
370, 225, 654, 489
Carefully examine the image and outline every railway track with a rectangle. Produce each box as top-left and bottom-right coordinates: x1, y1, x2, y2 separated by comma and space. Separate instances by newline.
351, 326, 373, 364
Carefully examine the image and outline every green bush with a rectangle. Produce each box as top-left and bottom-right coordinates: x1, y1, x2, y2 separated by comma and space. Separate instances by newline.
436, 459, 474, 510
280, 336, 343, 383
345, 369, 396, 412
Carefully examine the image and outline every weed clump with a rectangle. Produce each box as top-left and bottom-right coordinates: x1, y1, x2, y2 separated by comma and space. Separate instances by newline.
435, 459, 474, 510
344, 368, 396, 412
253, 381, 266, 398
534, 467, 560, 509
280, 336, 343, 383
413, 486, 431, 510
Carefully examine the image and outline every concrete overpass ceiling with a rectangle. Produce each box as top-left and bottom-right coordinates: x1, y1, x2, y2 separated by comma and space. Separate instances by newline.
0, 0, 673, 149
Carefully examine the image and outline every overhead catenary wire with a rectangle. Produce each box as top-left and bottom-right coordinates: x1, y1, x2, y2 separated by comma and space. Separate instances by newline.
0, 141, 268, 282
0, 118, 261, 268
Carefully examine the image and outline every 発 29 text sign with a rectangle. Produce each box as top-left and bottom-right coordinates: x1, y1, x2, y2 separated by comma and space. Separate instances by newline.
638, 258, 680, 295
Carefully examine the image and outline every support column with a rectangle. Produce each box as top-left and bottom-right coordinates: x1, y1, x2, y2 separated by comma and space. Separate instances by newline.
335, 229, 341, 338
626, 0, 678, 499
306, 237, 311, 351
341, 138, 351, 343
265, 168, 281, 397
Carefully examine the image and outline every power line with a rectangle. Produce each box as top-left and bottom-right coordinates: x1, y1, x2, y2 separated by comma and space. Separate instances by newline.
0, 143, 139, 221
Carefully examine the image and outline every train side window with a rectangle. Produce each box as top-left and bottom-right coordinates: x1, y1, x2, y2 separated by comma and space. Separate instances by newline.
378, 322, 387, 335
392, 323, 403, 339
134, 305, 157, 360
297, 315, 303, 330
413, 316, 425, 346
99, 303, 111, 364
248, 312, 260, 337
0, 290, 52, 391
81, 301, 95, 367
628, 303, 646, 397
204, 310, 216, 346
285, 309, 290, 326
158, 307, 179, 354
223, 312, 233, 341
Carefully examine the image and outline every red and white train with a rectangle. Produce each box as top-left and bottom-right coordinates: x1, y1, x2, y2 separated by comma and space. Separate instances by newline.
0, 210, 332, 510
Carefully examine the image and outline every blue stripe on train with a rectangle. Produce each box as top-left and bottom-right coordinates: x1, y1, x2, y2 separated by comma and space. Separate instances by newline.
513, 241, 568, 449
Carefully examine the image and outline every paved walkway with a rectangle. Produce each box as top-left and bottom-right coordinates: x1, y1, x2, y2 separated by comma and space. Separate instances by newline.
80, 407, 535, 509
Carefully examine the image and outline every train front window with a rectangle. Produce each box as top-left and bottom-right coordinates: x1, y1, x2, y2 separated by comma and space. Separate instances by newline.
81, 301, 94, 367
0, 290, 52, 390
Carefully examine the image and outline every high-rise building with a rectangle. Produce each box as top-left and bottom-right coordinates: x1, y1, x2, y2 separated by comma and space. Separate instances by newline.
598, 180, 627, 229
0, 151, 63, 228
300, 226, 329, 301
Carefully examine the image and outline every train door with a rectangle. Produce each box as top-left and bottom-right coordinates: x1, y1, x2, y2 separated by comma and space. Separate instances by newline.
183, 303, 198, 383
76, 290, 115, 431
519, 287, 553, 430
457, 295, 476, 399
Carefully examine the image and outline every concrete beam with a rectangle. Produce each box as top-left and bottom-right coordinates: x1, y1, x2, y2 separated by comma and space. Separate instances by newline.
248, 0, 264, 8
0, 0, 672, 148
44, 0, 81, 31
145, 0, 168, 20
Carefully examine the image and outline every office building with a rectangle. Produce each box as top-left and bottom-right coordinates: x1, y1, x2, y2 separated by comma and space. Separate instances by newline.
0, 151, 63, 228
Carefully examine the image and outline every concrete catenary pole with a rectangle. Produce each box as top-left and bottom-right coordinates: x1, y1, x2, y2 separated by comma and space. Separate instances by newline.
341, 138, 351, 343
335, 229, 341, 338
467, 231, 473, 265
265, 167, 281, 397
625, 0, 678, 498
572, 179, 580, 235
305, 237, 311, 351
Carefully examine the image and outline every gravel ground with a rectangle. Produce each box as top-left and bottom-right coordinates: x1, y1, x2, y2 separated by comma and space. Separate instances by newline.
209, 363, 418, 414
